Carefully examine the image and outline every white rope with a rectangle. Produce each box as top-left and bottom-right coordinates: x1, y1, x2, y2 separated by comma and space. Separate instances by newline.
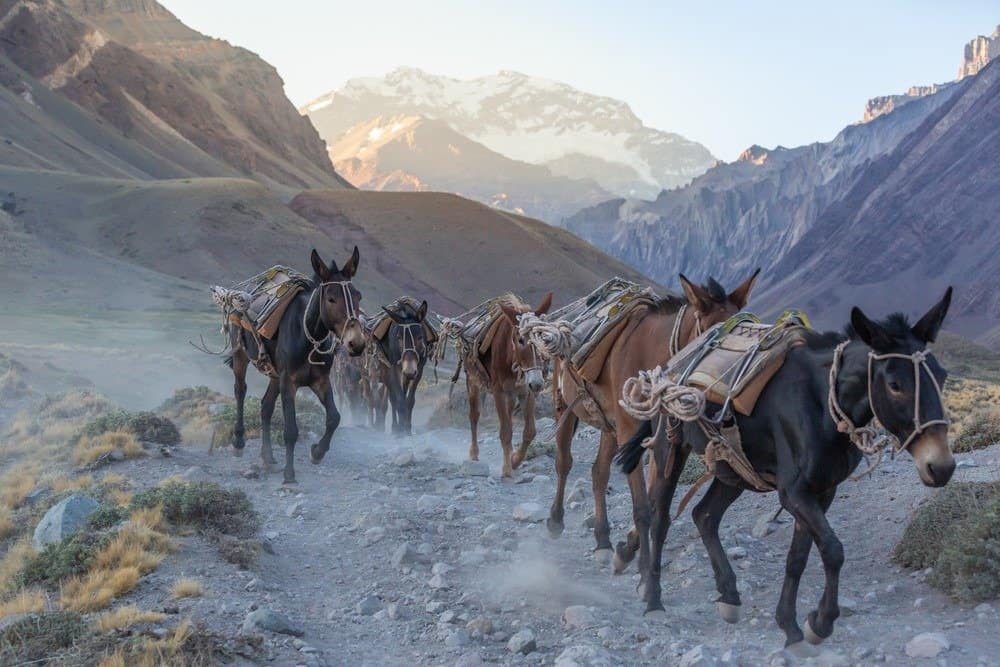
516, 313, 575, 360
302, 280, 359, 365
619, 365, 706, 422
669, 304, 703, 357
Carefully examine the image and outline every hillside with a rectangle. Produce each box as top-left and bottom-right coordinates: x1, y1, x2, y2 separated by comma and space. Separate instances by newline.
303, 67, 715, 199
0, 0, 348, 192
328, 115, 612, 222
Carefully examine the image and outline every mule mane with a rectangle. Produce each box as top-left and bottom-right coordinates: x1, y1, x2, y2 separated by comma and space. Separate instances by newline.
496, 293, 530, 313
651, 290, 685, 314
389, 301, 422, 322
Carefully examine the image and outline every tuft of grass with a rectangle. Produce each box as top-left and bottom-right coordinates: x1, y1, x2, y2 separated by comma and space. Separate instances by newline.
16, 533, 108, 589
73, 431, 146, 466
894, 482, 1000, 601
0, 589, 46, 618
0, 539, 35, 597
3, 391, 117, 459
0, 611, 86, 664
60, 509, 171, 613
0, 509, 13, 540
94, 605, 167, 633
0, 463, 41, 510
49, 474, 94, 494
215, 535, 259, 570
953, 407, 1000, 453
170, 578, 204, 599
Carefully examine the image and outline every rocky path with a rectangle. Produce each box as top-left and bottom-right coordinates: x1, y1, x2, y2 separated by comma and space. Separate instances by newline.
111, 419, 1000, 667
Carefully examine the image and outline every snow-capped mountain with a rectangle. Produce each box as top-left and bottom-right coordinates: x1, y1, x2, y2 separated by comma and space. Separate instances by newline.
303, 67, 716, 199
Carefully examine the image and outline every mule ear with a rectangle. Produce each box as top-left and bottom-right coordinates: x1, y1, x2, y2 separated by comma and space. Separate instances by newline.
535, 291, 553, 316
382, 307, 405, 324
851, 306, 893, 351
912, 287, 952, 344
679, 274, 713, 311
728, 268, 760, 309
499, 303, 521, 326
310, 249, 331, 281
340, 246, 360, 279
416, 300, 429, 322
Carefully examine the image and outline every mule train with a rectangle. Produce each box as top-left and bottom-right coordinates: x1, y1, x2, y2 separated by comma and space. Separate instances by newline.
211, 248, 957, 647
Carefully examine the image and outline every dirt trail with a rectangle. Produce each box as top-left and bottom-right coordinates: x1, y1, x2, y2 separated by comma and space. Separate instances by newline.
73, 417, 1000, 666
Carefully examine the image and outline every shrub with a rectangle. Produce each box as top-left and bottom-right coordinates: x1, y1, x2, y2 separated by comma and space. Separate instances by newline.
80, 411, 180, 446
16, 533, 108, 589
88, 504, 129, 531
931, 496, 1000, 601
73, 431, 146, 466
0, 611, 86, 664
893, 482, 1000, 570
215, 535, 259, 569
130, 482, 259, 538
953, 408, 1000, 453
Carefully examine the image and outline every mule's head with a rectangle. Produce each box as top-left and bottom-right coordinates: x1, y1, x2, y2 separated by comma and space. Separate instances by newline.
383, 300, 432, 380
500, 292, 553, 393
850, 288, 954, 488
677, 268, 760, 344
310, 247, 365, 356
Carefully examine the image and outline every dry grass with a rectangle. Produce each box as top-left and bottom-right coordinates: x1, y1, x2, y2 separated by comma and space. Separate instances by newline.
48, 474, 94, 494
3, 391, 117, 459
0, 463, 41, 510
0, 508, 13, 540
72, 431, 146, 466
94, 605, 167, 632
60, 509, 171, 613
97, 619, 198, 667
170, 578, 204, 599
0, 539, 35, 597
0, 589, 46, 618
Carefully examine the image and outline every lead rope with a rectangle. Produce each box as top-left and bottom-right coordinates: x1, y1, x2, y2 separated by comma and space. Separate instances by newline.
302, 281, 359, 365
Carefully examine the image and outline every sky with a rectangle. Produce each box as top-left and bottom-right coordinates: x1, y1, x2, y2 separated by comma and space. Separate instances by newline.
160, 1, 996, 160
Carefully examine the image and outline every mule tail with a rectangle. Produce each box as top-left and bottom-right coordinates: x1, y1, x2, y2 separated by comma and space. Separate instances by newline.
223, 353, 234, 369
447, 357, 464, 405
616, 420, 652, 474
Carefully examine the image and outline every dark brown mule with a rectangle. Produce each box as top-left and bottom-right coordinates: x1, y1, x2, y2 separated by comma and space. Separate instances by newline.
463, 293, 553, 478
530, 272, 759, 585
226, 248, 365, 484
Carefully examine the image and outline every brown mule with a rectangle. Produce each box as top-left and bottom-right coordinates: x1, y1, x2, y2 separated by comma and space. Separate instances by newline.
528, 272, 760, 584
462, 293, 553, 478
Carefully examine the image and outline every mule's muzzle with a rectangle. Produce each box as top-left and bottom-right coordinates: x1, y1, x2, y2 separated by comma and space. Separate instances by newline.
526, 369, 544, 394
343, 325, 366, 357
401, 353, 419, 380
910, 426, 954, 488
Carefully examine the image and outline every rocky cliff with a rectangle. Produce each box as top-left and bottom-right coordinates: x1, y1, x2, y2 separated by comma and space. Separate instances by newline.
959, 25, 1000, 78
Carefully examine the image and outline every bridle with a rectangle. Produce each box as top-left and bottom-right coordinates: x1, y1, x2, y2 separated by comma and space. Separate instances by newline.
302, 280, 361, 365
669, 304, 704, 357
511, 326, 544, 383
396, 322, 426, 362
828, 341, 950, 457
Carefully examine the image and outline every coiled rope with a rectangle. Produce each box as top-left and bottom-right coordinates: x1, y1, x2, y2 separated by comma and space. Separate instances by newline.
619, 365, 706, 423
516, 313, 575, 360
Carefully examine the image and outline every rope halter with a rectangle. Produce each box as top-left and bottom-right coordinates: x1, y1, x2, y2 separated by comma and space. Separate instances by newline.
397, 322, 425, 360
302, 280, 361, 365
828, 341, 950, 461
669, 304, 704, 357
516, 312, 575, 360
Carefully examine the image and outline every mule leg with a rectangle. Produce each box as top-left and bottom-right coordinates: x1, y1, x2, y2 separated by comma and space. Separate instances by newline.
781, 487, 840, 645
495, 391, 515, 478
546, 410, 578, 538
616, 451, 657, 574
404, 371, 421, 435
279, 374, 299, 484
260, 378, 280, 466
625, 464, 652, 596
309, 374, 340, 464
230, 350, 249, 456
467, 378, 481, 461
692, 478, 745, 621
775, 517, 813, 646
591, 430, 617, 561
642, 444, 690, 615
513, 390, 536, 468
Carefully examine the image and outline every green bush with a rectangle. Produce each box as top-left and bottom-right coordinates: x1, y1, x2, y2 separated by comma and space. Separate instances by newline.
87, 503, 128, 531
131, 481, 259, 538
931, 497, 1000, 601
894, 482, 1000, 601
16, 533, 108, 588
954, 408, 1000, 453
79, 410, 180, 445
215, 535, 260, 570
0, 612, 87, 664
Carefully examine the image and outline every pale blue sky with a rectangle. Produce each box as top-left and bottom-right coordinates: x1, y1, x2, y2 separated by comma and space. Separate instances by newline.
161, 0, 996, 160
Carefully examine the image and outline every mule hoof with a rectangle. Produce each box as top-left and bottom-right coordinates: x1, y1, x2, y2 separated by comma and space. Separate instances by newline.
612, 551, 631, 575
803, 618, 827, 646
546, 518, 564, 539
716, 602, 741, 624
310, 444, 325, 465
282, 477, 297, 486
231, 446, 244, 458
643, 608, 668, 622
636, 582, 646, 600
785, 641, 820, 659
593, 548, 614, 567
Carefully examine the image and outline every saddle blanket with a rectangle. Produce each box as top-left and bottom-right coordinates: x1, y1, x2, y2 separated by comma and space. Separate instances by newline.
213, 266, 310, 340
667, 311, 811, 416
549, 278, 660, 381
366, 296, 442, 344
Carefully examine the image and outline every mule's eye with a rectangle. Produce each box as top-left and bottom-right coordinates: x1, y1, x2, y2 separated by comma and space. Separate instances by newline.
888, 380, 902, 393
518, 337, 526, 346
327, 297, 336, 303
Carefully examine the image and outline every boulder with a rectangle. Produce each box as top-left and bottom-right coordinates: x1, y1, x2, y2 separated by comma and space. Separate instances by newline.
512, 502, 546, 523
32, 494, 99, 550
555, 644, 615, 667
904, 632, 950, 658
241, 608, 304, 637
507, 629, 537, 654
